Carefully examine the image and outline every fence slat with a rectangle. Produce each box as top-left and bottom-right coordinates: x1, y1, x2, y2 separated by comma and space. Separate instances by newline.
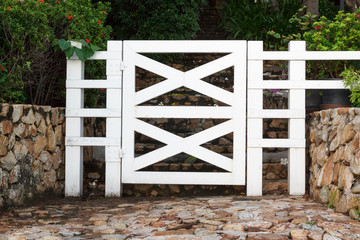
66, 80, 121, 89
248, 80, 344, 89
66, 109, 122, 118
135, 106, 234, 118
66, 137, 120, 146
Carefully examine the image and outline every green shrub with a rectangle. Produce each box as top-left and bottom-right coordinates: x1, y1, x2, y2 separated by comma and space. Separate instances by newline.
220, 0, 302, 49
106, 0, 207, 40
0, 0, 111, 105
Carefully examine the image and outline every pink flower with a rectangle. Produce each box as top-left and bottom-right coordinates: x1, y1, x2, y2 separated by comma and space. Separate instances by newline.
314, 25, 322, 31
356, 13, 360, 19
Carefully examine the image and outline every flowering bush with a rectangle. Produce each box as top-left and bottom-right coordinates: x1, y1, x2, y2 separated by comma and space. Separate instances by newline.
0, 0, 111, 105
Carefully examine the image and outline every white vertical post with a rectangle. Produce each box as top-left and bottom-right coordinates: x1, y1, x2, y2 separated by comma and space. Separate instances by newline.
65, 55, 84, 196
288, 41, 306, 195
247, 41, 264, 196
105, 41, 123, 196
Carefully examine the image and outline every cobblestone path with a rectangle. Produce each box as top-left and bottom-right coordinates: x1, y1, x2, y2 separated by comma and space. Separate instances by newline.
1, 195, 359, 240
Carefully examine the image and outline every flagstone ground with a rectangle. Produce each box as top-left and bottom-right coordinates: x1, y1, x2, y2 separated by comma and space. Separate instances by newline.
1, 195, 359, 240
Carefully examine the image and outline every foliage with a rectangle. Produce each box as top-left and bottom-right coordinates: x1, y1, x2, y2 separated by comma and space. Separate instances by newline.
341, 68, 360, 107
52, 39, 100, 61
106, 0, 207, 40
221, 0, 302, 49
0, 0, 111, 106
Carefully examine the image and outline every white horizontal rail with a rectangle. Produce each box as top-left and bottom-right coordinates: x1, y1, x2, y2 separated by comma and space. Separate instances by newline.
248, 109, 305, 118
135, 106, 233, 118
66, 109, 121, 118
123, 172, 244, 185
66, 80, 121, 89
66, 137, 120, 146
247, 138, 305, 148
125, 40, 246, 53
249, 50, 360, 60
248, 80, 345, 89
69, 51, 122, 60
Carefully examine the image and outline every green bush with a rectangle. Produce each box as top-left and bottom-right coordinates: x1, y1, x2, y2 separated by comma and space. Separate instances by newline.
106, 0, 207, 40
0, 0, 111, 105
220, 0, 302, 49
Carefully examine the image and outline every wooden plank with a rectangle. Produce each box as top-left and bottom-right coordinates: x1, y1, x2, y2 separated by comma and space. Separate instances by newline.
246, 148, 263, 196
66, 80, 121, 89
66, 137, 120, 146
122, 172, 244, 185
247, 138, 305, 148
125, 40, 246, 53
66, 109, 121, 118
135, 106, 234, 118
105, 41, 123, 197
248, 80, 345, 89
289, 148, 305, 195
248, 109, 305, 119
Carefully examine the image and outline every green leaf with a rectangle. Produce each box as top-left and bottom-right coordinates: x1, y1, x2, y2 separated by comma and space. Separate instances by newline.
75, 48, 86, 61
274, 33, 280, 38
82, 47, 95, 59
90, 45, 100, 51
59, 39, 71, 51
64, 47, 75, 59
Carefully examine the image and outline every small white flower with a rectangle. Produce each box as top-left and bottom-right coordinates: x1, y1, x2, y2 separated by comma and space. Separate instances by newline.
214, 104, 218, 107
225, 77, 229, 81
280, 158, 288, 165
158, 102, 164, 106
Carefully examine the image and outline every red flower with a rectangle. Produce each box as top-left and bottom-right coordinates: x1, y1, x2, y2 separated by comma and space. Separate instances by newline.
314, 25, 322, 31
55, 0, 60, 3
0, 65, 4, 71
97, 20, 101, 25
100, 32, 105, 37
7, 7, 11, 11
67, 15, 73, 20
100, 88, 104, 92
85, 39, 90, 44
102, 11, 107, 14
356, 13, 360, 19
38, 0, 44, 3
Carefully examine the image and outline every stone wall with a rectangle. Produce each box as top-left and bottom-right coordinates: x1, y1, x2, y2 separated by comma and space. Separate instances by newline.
308, 108, 360, 219
0, 104, 65, 208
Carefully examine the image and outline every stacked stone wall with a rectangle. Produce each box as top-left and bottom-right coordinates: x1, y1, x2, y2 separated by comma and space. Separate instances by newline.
308, 108, 360, 219
0, 104, 65, 208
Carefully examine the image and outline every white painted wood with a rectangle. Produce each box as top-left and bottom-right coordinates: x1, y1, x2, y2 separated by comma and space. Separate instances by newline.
247, 41, 264, 196
66, 109, 121, 118
122, 40, 247, 186
66, 137, 120, 146
70, 51, 122, 60
135, 106, 234, 118
288, 41, 306, 196
105, 41, 123, 197
249, 49, 360, 60
248, 109, 305, 118
248, 80, 345, 89
65, 57, 84, 197
247, 138, 306, 148
66, 80, 121, 89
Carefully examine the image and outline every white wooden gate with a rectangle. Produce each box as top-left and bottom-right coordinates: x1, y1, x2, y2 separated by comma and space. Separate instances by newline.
122, 41, 247, 185
65, 40, 354, 197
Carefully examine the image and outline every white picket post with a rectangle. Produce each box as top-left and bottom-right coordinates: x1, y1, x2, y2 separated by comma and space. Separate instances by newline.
65, 56, 84, 197
288, 41, 306, 195
247, 41, 264, 196
105, 41, 123, 196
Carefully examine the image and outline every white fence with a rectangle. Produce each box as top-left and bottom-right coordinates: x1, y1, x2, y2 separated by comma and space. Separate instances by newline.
65, 40, 355, 197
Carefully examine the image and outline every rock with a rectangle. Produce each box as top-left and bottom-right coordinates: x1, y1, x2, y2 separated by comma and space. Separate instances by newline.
317, 158, 333, 187
0, 104, 9, 117
88, 172, 101, 180
290, 230, 308, 240
134, 184, 153, 193
52, 147, 63, 170
39, 151, 53, 171
319, 186, 330, 203
222, 223, 245, 231
349, 208, 359, 219
38, 119, 47, 134
22, 108, 36, 124
332, 162, 341, 184
46, 127, 56, 152
338, 164, 353, 190
314, 142, 328, 167
336, 189, 357, 213
9, 164, 20, 184
246, 221, 273, 229
323, 234, 341, 240
0, 151, 16, 172
12, 105, 23, 122
169, 185, 180, 193
54, 125, 62, 145
43, 169, 57, 189
343, 145, 354, 163
350, 153, 360, 175
34, 135, 47, 157
0, 120, 13, 135
14, 123, 25, 137
0, 135, 8, 156
13, 141, 28, 161
340, 124, 356, 144
352, 180, 360, 194
51, 108, 59, 126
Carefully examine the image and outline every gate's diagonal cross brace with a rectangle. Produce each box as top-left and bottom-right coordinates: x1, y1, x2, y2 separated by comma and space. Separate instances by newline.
134, 119, 234, 171
134, 53, 236, 106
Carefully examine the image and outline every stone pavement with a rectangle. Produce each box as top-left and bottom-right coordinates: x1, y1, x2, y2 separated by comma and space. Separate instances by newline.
1, 195, 360, 240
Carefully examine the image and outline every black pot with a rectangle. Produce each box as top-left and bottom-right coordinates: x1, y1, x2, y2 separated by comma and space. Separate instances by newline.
320, 78, 351, 110
306, 89, 322, 113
